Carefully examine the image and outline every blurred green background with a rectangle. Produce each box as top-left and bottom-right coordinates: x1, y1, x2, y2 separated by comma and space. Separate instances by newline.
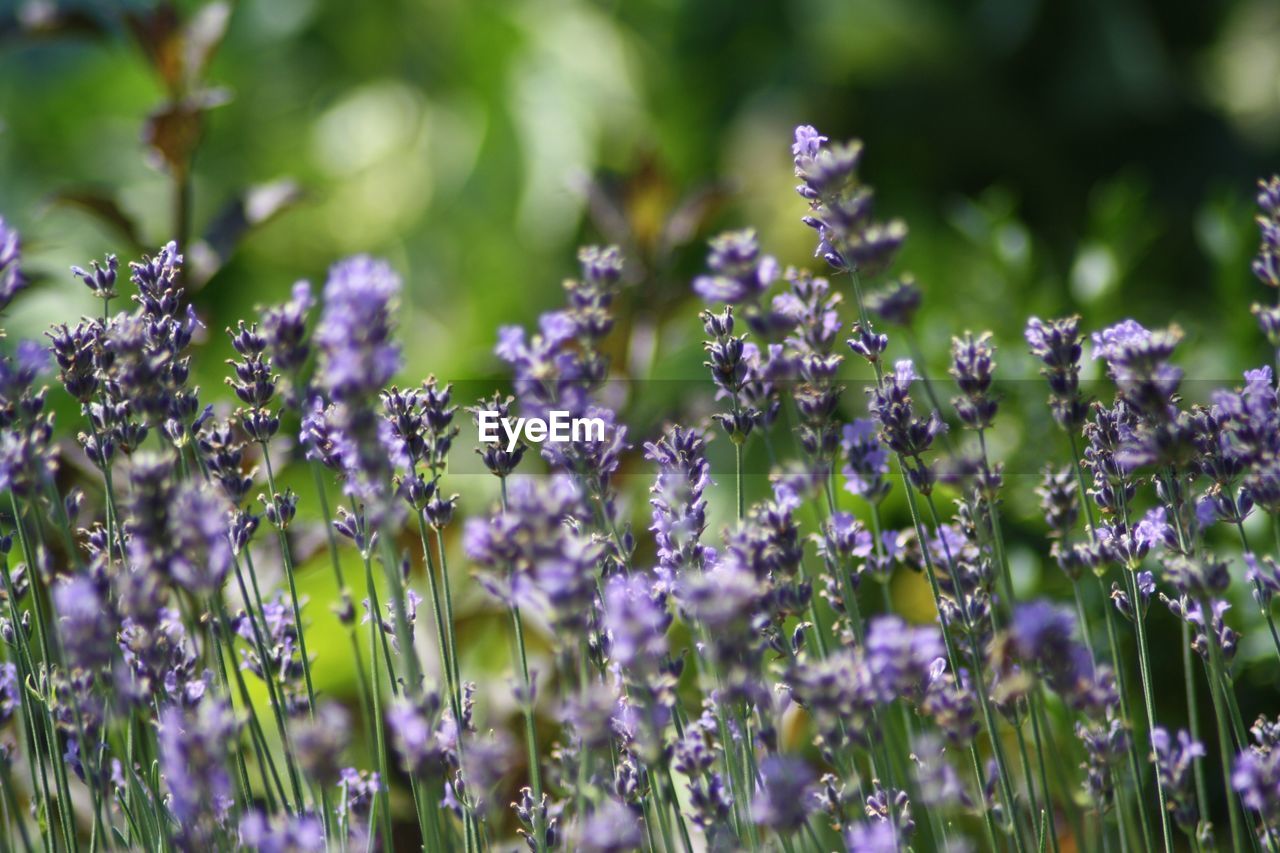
4, 0, 1280, 837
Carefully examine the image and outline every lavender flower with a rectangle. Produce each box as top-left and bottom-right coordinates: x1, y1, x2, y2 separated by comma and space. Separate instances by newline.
845, 820, 901, 852
793, 126, 907, 276
1076, 716, 1129, 807
168, 483, 234, 595
644, 425, 713, 578
53, 575, 115, 672
337, 768, 381, 836
841, 418, 891, 502
1150, 727, 1205, 831
71, 254, 118, 302
0, 663, 18, 727
464, 474, 599, 630
861, 615, 946, 706
575, 798, 643, 853
950, 331, 998, 430
293, 702, 350, 786
158, 699, 239, 845
753, 755, 815, 833
260, 280, 314, 378
867, 276, 922, 327
868, 360, 947, 492
0, 216, 26, 311
1091, 319, 1183, 420
693, 229, 778, 304
673, 709, 734, 834
315, 256, 401, 401
386, 693, 455, 778
1254, 175, 1280, 288
603, 573, 670, 674
911, 733, 972, 810
1232, 748, 1280, 829
1245, 553, 1280, 604
1025, 315, 1087, 429
238, 811, 325, 852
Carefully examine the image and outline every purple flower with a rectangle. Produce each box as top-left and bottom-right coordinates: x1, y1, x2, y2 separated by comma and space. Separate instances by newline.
866, 276, 922, 327
792, 126, 906, 275
576, 798, 642, 853
1091, 319, 1183, 418
1026, 314, 1087, 428
464, 474, 597, 627
1162, 595, 1239, 663
1150, 727, 1205, 830
386, 693, 455, 778
0, 216, 26, 311
158, 700, 239, 845
337, 767, 381, 836
469, 392, 527, 479
644, 425, 713, 578
168, 483, 234, 595
260, 280, 314, 380
238, 811, 325, 852
692, 229, 778, 305
54, 576, 116, 672
0, 663, 20, 726
604, 573, 670, 673
753, 755, 815, 832
841, 419, 891, 502
815, 511, 874, 566
792, 125, 828, 160
71, 254, 119, 301
1133, 507, 1173, 553
293, 702, 350, 786
950, 331, 998, 430
1077, 717, 1129, 806
236, 592, 309, 714
1254, 175, 1280, 288
911, 732, 971, 810
1232, 748, 1280, 826
845, 820, 900, 852
315, 255, 402, 400
861, 616, 945, 706
1245, 553, 1280, 604
868, 360, 946, 491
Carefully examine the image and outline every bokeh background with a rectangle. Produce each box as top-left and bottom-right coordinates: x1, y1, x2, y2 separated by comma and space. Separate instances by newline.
3, 0, 1280, 841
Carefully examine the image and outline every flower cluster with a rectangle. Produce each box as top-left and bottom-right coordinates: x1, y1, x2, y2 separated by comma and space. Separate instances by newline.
0, 127, 1277, 853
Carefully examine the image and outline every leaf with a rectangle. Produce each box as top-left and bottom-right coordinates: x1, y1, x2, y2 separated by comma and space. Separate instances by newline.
45, 190, 145, 252
188, 180, 305, 286
141, 88, 231, 177
123, 3, 183, 94
183, 2, 232, 87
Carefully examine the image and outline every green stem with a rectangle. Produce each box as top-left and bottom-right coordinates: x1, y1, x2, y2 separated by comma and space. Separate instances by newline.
361, 553, 396, 851
510, 605, 546, 853
259, 446, 319, 714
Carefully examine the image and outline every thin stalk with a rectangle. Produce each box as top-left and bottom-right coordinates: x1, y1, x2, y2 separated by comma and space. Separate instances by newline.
259, 446, 319, 714
1235, 521, 1280, 659
361, 554, 396, 850
229, 555, 305, 810
509, 605, 546, 853
1202, 613, 1247, 852
1066, 433, 1159, 847
844, 262, 1008, 852
1117, 563, 1167, 852
921, 491, 1028, 853
734, 439, 745, 520
308, 461, 381, 763
8, 494, 78, 850
213, 593, 292, 812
